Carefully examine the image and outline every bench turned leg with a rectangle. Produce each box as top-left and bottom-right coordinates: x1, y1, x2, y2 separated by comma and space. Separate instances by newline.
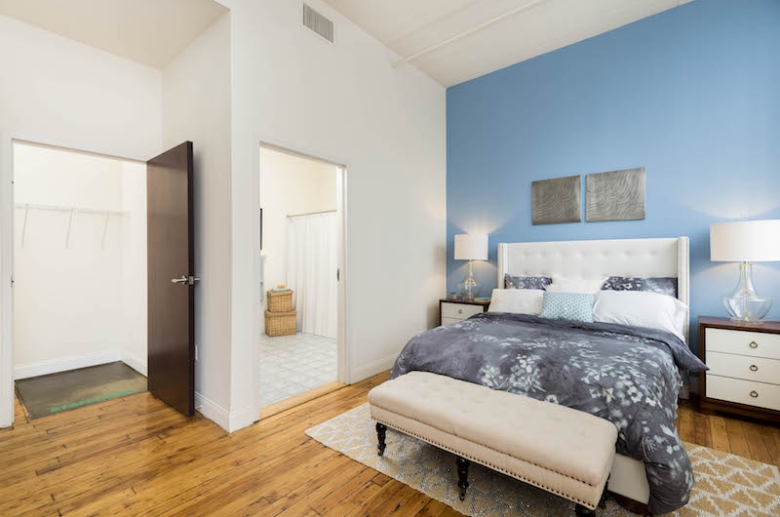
574, 504, 596, 517
376, 423, 387, 457
456, 456, 470, 501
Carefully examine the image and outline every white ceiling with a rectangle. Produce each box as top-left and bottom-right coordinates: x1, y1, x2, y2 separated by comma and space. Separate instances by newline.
0, 0, 228, 69
322, 0, 694, 87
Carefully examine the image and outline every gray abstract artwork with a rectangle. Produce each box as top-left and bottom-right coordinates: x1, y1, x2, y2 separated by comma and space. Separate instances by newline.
586, 167, 646, 222
532, 175, 581, 225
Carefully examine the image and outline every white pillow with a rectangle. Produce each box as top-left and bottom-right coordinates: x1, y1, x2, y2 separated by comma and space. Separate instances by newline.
547, 276, 608, 294
593, 290, 688, 341
488, 289, 544, 315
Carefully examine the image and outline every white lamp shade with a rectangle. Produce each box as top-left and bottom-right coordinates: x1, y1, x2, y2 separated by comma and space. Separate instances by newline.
454, 234, 488, 261
710, 220, 780, 262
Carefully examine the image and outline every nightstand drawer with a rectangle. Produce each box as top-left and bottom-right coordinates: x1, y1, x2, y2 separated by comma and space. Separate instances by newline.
706, 352, 780, 386
441, 317, 462, 326
706, 375, 780, 412
441, 302, 484, 320
706, 328, 780, 360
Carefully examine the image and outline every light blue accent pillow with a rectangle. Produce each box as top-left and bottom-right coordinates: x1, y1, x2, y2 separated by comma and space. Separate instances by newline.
539, 292, 595, 323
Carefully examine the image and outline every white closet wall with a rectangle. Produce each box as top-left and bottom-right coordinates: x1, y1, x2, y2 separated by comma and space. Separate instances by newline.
119, 161, 148, 374
13, 143, 147, 379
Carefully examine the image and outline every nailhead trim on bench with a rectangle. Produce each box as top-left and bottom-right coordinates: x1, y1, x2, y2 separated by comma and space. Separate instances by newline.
374, 417, 600, 510
372, 409, 604, 488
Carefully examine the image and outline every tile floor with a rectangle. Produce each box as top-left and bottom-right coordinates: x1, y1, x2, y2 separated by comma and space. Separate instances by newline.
259, 332, 337, 407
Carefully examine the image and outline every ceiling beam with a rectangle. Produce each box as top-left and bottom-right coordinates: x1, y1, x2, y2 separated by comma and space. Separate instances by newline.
391, 0, 550, 68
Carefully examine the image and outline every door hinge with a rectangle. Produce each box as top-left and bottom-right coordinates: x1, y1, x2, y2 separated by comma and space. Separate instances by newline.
188, 275, 201, 286
336, 268, 340, 281
10, 275, 14, 288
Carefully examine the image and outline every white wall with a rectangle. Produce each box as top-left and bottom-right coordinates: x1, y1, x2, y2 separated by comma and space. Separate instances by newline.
0, 15, 161, 160
1, 3, 447, 432
221, 0, 447, 429
119, 162, 148, 375
0, 14, 161, 424
260, 148, 337, 303
162, 13, 234, 428
12, 143, 147, 379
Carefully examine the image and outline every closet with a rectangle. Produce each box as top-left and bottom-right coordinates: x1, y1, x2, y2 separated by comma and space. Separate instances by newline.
12, 142, 148, 418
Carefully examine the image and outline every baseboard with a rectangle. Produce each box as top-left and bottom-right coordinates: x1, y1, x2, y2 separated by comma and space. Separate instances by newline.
195, 391, 231, 431
229, 405, 259, 433
0, 408, 11, 428
14, 350, 121, 380
121, 353, 147, 377
349, 353, 398, 384
194, 391, 258, 433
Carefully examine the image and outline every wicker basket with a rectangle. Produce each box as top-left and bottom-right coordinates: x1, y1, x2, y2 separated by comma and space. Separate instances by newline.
267, 290, 293, 312
265, 310, 297, 337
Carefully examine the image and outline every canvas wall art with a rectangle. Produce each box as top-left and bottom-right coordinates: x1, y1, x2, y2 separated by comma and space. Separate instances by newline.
585, 167, 646, 222
532, 175, 582, 225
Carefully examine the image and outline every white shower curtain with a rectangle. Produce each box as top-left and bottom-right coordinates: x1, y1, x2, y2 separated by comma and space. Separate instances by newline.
287, 212, 338, 338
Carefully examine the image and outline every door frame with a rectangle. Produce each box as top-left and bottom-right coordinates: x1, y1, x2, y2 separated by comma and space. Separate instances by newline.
257, 142, 350, 404
0, 132, 146, 428
0, 132, 13, 427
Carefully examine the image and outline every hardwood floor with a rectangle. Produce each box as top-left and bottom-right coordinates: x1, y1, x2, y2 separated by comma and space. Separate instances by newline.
1, 372, 779, 517
676, 400, 780, 467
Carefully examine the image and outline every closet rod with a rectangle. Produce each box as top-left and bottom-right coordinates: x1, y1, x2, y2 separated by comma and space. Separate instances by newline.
287, 209, 337, 218
14, 203, 125, 216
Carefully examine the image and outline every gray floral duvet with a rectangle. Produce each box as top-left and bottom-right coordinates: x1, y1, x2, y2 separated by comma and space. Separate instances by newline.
390, 312, 708, 515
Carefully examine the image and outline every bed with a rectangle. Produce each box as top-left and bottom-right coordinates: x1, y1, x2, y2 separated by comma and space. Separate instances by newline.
390, 237, 705, 515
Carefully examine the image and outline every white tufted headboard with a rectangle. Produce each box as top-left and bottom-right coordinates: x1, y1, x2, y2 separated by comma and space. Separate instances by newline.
497, 237, 690, 339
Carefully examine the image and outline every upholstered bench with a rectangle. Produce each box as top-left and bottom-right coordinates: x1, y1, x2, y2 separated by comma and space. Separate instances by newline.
368, 372, 618, 516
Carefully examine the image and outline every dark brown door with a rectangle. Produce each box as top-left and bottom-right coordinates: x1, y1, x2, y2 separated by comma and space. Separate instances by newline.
147, 142, 195, 416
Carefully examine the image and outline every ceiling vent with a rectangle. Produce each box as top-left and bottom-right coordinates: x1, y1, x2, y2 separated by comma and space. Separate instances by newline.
303, 4, 334, 43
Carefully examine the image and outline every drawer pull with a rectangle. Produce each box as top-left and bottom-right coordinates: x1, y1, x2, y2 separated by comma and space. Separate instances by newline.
750, 390, 759, 398
750, 364, 758, 372
749, 341, 758, 349
458, 309, 463, 315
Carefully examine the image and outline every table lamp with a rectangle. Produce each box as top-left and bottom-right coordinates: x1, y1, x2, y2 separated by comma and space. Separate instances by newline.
454, 234, 488, 301
710, 220, 780, 322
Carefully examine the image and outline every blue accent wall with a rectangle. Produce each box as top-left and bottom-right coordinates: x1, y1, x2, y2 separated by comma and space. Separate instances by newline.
446, 0, 780, 353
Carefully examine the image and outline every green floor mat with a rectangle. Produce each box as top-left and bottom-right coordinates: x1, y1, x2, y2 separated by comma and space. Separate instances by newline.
15, 362, 147, 419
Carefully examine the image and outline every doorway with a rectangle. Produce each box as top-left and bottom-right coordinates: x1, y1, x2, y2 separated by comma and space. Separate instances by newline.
258, 145, 347, 411
12, 141, 148, 418
0, 137, 196, 425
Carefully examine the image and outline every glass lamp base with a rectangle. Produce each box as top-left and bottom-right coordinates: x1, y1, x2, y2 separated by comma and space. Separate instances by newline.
723, 262, 772, 322
459, 261, 480, 301
461, 281, 480, 301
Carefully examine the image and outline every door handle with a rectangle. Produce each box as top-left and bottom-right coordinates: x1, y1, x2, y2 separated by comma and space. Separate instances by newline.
172, 275, 201, 285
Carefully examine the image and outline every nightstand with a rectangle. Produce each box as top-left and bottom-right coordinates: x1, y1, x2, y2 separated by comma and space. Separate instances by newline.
699, 316, 780, 423
439, 299, 490, 326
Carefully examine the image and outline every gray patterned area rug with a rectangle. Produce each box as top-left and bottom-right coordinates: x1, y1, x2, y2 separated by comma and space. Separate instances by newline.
305, 403, 780, 517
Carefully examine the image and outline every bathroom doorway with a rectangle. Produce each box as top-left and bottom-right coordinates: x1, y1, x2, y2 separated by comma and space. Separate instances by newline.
258, 145, 347, 412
